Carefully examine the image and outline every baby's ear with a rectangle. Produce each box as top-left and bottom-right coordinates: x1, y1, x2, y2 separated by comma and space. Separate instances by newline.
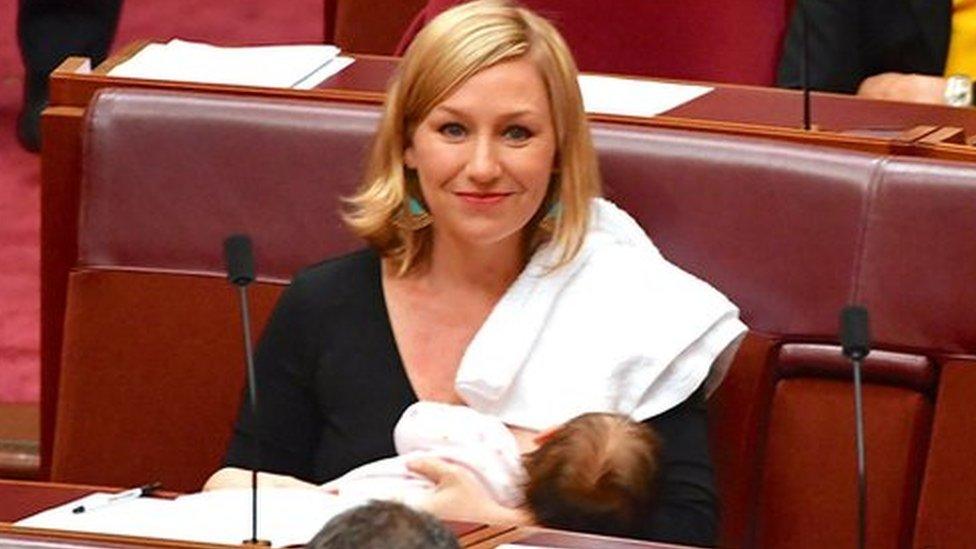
533, 426, 560, 445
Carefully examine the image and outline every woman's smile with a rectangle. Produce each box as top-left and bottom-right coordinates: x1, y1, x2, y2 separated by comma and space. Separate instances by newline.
453, 191, 516, 205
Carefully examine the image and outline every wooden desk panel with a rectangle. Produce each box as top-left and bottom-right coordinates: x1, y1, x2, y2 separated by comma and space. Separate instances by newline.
51, 49, 976, 156
467, 526, 688, 548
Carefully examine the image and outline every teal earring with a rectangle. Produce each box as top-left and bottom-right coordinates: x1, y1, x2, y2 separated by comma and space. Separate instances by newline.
408, 196, 427, 216
395, 195, 433, 230
539, 201, 561, 232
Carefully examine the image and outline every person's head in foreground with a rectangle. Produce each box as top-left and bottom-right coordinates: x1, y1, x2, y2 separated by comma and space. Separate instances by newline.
307, 500, 460, 549
344, 0, 602, 274
524, 412, 661, 538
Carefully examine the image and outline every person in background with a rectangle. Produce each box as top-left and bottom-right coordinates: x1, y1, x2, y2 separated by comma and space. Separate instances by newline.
777, 0, 975, 106
306, 500, 460, 549
16, 0, 123, 152
207, 1, 746, 545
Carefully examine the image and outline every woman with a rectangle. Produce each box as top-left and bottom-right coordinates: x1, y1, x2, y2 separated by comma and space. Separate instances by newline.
207, 1, 744, 545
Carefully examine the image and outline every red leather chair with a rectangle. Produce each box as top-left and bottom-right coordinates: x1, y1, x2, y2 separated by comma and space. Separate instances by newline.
51, 87, 976, 547
397, 0, 791, 85
52, 90, 375, 491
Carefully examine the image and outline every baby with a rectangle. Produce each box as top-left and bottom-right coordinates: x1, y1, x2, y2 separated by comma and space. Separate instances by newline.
322, 402, 660, 538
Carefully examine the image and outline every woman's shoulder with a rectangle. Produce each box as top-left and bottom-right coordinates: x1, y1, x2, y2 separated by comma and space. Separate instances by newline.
296, 248, 379, 281
287, 248, 381, 304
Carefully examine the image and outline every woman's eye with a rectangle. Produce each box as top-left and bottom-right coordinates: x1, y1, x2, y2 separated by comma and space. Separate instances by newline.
504, 125, 533, 142
438, 123, 466, 139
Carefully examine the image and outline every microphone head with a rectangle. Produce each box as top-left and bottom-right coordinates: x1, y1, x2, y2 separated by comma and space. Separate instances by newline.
840, 305, 870, 360
224, 234, 255, 286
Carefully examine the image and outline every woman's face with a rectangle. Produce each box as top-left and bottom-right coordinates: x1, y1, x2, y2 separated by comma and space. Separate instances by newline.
404, 56, 557, 252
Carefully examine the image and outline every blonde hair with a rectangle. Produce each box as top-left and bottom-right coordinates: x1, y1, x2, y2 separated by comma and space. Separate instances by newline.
343, 0, 601, 274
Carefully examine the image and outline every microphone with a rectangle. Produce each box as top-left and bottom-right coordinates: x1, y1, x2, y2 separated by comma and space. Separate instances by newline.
841, 306, 870, 361
223, 234, 268, 546
225, 234, 255, 287
799, 0, 812, 131
839, 305, 870, 549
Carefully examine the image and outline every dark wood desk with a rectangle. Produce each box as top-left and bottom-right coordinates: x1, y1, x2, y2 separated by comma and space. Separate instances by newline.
48, 45, 976, 159
0, 480, 683, 548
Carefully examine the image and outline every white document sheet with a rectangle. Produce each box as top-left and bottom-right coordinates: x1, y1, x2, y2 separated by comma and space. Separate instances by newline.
578, 74, 713, 118
16, 489, 361, 547
108, 39, 354, 89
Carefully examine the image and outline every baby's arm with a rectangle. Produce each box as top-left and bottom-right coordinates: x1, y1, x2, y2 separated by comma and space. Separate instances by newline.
407, 457, 534, 526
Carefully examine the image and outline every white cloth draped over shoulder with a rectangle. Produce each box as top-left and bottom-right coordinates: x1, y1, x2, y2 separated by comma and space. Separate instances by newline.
455, 198, 747, 430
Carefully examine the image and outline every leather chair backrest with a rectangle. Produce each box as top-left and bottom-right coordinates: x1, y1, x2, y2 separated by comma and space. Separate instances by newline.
58, 88, 976, 547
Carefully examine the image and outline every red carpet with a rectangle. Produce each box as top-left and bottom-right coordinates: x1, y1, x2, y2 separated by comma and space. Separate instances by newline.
0, 1, 324, 402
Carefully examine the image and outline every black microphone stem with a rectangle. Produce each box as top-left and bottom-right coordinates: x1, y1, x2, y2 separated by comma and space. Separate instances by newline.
238, 285, 260, 545
801, 1, 812, 131
852, 356, 867, 549
840, 305, 870, 549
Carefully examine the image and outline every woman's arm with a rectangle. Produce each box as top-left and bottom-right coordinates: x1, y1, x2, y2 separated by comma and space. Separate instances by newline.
203, 467, 319, 491
641, 386, 718, 546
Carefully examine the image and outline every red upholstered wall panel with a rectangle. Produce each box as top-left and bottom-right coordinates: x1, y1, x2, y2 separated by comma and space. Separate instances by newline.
52, 271, 283, 492
331, 0, 427, 54
755, 379, 931, 549
398, 0, 789, 85
913, 361, 976, 547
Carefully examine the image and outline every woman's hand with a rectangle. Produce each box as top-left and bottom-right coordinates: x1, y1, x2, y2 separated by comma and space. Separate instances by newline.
857, 72, 947, 104
407, 457, 532, 526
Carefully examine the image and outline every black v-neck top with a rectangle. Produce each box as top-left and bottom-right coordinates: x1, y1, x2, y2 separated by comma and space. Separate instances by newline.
225, 249, 718, 546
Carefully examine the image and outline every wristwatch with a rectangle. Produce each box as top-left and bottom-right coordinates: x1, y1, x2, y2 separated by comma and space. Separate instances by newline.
944, 74, 974, 107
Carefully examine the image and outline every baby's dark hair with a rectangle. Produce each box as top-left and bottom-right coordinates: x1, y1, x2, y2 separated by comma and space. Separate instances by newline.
522, 412, 660, 538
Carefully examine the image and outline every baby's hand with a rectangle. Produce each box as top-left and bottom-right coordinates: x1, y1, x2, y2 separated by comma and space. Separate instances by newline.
318, 481, 340, 495
407, 457, 531, 526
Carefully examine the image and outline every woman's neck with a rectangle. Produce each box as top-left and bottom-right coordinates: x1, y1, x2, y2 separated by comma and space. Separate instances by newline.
421, 231, 525, 299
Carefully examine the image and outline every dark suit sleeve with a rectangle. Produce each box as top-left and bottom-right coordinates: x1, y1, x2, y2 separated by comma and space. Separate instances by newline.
224, 272, 321, 481
641, 386, 718, 547
777, 0, 866, 94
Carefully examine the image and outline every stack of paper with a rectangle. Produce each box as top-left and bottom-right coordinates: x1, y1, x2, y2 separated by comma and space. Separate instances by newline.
107, 39, 355, 89
17, 488, 362, 547
578, 74, 713, 117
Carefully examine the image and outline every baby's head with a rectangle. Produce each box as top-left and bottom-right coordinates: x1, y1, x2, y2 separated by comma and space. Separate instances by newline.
522, 412, 660, 538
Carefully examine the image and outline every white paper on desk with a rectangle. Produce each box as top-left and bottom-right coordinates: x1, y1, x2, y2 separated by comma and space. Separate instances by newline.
16, 488, 360, 547
578, 74, 713, 118
108, 39, 354, 89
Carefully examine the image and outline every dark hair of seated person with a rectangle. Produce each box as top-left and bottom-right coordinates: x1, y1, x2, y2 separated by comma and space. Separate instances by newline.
306, 500, 460, 549
523, 412, 661, 538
